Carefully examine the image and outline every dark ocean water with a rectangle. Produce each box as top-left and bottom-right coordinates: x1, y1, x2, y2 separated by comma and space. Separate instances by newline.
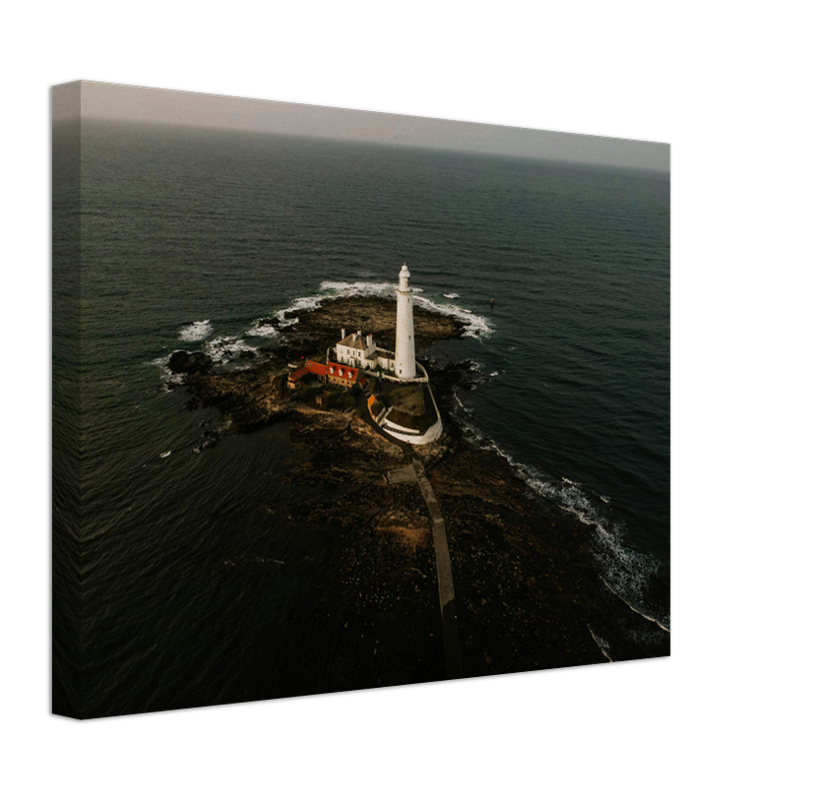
53, 119, 669, 717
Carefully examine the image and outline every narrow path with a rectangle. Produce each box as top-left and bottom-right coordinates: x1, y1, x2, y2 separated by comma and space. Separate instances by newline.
358, 387, 464, 679
411, 460, 464, 680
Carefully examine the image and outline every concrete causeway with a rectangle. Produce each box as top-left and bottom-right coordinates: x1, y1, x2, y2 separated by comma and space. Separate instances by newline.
362, 385, 464, 679
411, 460, 464, 679
386, 458, 464, 680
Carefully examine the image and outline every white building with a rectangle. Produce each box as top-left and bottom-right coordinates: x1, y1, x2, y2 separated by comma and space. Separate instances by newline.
335, 328, 395, 373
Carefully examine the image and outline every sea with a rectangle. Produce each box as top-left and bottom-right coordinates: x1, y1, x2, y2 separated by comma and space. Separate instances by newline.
52, 119, 669, 717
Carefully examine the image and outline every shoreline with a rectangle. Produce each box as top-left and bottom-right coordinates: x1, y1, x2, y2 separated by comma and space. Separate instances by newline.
167, 294, 669, 692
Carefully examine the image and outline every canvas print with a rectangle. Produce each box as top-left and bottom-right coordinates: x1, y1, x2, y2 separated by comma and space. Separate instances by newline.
52, 81, 670, 718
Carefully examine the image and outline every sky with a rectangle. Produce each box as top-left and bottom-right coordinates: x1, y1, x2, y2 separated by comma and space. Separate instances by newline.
54, 80, 669, 172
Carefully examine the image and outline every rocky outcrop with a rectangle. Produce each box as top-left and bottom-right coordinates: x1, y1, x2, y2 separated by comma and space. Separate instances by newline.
164, 295, 668, 693
278, 295, 465, 362
167, 350, 213, 375
168, 295, 465, 437
182, 363, 289, 434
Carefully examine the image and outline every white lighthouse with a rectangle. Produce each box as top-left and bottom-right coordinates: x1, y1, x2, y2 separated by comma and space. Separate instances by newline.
394, 263, 416, 380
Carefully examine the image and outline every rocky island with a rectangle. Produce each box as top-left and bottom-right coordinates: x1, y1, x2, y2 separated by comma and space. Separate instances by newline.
167, 293, 669, 695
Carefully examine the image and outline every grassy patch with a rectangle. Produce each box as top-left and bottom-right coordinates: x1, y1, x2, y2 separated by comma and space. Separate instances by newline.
386, 384, 437, 431
389, 384, 425, 415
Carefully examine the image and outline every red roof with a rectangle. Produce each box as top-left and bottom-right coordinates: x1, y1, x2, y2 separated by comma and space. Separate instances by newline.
327, 361, 359, 381
289, 367, 308, 382
305, 360, 327, 376
301, 359, 362, 383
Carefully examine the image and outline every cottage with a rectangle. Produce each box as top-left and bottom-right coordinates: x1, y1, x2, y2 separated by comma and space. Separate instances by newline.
288, 358, 363, 390
326, 362, 358, 388
335, 328, 395, 373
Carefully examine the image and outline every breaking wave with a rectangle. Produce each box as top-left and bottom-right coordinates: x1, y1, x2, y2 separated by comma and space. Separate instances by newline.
449, 379, 669, 634
265, 280, 493, 340
588, 626, 613, 662
206, 337, 258, 364
179, 320, 213, 341
245, 320, 280, 338
419, 291, 489, 338
162, 277, 480, 375
518, 469, 668, 633
280, 294, 328, 322
319, 280, 393, 297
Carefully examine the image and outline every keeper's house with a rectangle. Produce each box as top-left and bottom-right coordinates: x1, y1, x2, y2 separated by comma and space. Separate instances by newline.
335, 329, 395, 373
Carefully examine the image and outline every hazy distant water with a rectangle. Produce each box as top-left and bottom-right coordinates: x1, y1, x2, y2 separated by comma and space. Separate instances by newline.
53, 119, 669, 716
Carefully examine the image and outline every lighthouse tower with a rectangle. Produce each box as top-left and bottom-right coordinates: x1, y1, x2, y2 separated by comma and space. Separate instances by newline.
395, 263, 416, 380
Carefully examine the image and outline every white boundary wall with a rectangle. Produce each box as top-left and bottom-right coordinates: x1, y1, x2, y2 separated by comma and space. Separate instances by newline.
381, 362, 443, 444
382, 416, 443, 446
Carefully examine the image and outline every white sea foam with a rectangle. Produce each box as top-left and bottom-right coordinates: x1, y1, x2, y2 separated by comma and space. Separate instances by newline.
319, 280, 394, 297
453, 393, 475, 416
451, 391, 484, 445
271, 293, 329, 329
160, 450, 171, 459
595, 548, 671, 633
414, 296, 492, 339
266, 280, 494, 340
179, 320, 213, 342
149, 354, 183, 391
447, 393, 670, 633
245, 320, 280, 338
206, 337, 258, 364
283, 294, 326, 314
517, 469, 670, 632
444, 293, 459, 299
587, 626, 613, 662
549, 491, 669, 632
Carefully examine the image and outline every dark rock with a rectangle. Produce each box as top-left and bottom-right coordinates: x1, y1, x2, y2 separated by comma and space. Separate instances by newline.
168, 350, 213, 375
280, 295, 465, 357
